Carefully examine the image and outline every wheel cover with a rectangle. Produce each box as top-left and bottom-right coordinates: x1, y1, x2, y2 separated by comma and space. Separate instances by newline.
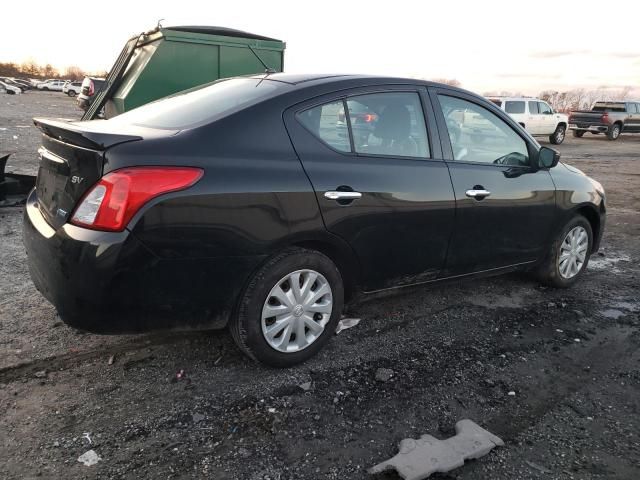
557, 226, 588, 279
555, 127, 565, 142
261, 269, 333, 353
612, 126, 620, 138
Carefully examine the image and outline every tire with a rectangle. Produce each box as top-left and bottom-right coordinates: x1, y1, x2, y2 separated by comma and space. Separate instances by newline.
230, 248, 344, 367
607, 124, 621, 141
67, 90, 76, 97
572, 130, 585, 138
549, 124, 566, 144
535, 215, 593, 288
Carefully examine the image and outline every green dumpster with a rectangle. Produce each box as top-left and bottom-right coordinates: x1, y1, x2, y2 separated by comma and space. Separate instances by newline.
83, 25, 285, 120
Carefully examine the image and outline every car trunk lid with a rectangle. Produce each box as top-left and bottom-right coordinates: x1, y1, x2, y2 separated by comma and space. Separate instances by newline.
33, 118, 143, 230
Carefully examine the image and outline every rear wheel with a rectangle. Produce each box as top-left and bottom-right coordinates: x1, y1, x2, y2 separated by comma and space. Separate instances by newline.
67, 90, 76, 97
607, 124, 621, 140
549, 124, 566, 144
230, 248, 344, 367
572, 130, 585, 138
535, 215, 592, 288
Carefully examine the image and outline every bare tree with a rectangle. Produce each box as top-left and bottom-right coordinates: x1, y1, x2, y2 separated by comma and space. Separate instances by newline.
431, 78, 462, 87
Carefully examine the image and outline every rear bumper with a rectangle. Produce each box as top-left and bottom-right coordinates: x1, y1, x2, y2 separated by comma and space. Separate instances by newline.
23, 189, 262, 333
568, 123, 609, 133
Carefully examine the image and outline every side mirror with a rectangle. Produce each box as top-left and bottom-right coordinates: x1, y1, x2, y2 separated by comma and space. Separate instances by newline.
538, 146, 560, 169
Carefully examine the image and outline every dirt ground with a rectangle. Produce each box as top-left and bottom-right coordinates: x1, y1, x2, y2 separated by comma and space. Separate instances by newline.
1, 92, 639, 480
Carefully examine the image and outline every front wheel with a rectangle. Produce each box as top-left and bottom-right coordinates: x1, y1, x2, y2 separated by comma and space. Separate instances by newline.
607, 124, 621, 141
549, 124, 566, 144
535, 215, 592, 288
572, 130, 585, 138
230, 248, 344, 367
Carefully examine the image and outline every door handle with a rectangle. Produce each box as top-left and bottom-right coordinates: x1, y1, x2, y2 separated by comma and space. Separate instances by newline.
324, 191, 362, 200
465, 189, 491, 198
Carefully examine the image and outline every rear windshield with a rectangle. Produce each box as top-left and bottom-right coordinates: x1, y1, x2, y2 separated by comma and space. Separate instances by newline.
592, 102, 626, 112
108, 78, 282, 129
504, 101, 525, 114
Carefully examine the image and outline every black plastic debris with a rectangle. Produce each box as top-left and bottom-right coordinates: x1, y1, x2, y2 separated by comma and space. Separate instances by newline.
0, 153, 36, 207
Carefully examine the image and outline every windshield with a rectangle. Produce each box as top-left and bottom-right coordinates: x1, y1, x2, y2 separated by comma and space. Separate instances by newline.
109, 78, 283, 129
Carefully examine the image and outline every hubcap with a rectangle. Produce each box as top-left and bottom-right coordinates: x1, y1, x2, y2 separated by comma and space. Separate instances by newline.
556, 128, 565, 141
261, 269, 333, 353
558, 226, 589, 279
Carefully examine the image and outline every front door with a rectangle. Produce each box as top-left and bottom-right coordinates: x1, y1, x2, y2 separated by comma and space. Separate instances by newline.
431, 90, 557, 276
285, 88, 456, 291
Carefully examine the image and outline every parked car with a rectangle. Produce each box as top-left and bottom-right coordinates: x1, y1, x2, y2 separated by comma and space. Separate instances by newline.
76, 77, 106, 110
0, 80, 21, 94
569, 101, 640, 140
62, 81, 82, 97
36, 80, 66, 91
0, 77, 27, 92
10, 78, 33, 90
24, 75, 605, 367
487, 97, 568, 144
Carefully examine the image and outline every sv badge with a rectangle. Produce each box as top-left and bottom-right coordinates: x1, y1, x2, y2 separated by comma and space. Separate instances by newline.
71, 176, 84, 184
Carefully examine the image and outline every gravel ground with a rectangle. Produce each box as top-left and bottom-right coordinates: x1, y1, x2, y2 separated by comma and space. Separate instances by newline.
1, 92, 639, 480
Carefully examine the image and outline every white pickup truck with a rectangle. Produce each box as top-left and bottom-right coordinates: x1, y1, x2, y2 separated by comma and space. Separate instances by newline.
487, 96, 568, 144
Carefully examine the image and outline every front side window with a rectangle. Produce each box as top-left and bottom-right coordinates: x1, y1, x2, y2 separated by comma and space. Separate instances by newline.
505, 101, 525, 114
346, 92, 430, 158
538, 102, 553, 114
298, 101, 351, 153
438, 95, 530, 166
528, 101, 539, 114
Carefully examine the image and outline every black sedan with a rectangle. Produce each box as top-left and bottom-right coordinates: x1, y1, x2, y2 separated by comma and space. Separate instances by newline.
24, 74, 606, 367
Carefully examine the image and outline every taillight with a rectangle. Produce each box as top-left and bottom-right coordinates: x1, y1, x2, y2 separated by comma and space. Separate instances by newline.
362, 113, 378, 123
70, 167, 203, 232
88, 80, 95, 96
568, 114, 574, 123
601, 113, 609, 123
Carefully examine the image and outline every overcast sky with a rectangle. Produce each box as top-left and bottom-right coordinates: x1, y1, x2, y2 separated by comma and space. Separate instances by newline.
2, 0, 638, 96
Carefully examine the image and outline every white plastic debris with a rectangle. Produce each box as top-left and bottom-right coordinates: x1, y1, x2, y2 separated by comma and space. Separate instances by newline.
77, 449, 101, 466
508, 391, 516, 396
335, 317, 361, 334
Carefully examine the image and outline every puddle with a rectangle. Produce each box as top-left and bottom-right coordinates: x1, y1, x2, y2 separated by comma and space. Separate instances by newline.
588, 252, 631, 274
600, 309, 625, 319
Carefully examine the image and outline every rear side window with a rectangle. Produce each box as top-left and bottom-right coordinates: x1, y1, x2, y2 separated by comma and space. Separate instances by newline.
505, 101, 525, 114
109, 78, 282, 129
592, 102, 626, 112
627, 103, 638, 113
347, 92, 430, 158
298, 101, 351, 152
528, 101, 539, 114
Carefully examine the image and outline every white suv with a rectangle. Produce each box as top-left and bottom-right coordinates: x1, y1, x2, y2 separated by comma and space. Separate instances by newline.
487, 97, 568, 144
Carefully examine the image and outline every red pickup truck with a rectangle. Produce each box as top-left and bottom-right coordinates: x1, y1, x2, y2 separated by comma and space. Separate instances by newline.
569, 101, 640, 140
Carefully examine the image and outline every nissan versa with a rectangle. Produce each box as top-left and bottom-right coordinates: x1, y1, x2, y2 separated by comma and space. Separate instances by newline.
23, 74, 606, 367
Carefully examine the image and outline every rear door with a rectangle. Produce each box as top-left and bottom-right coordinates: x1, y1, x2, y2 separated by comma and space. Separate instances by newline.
285, 86, 456, 291
625, 103, 640, 131
430, 89, 557, 275
527, 100, 542, 134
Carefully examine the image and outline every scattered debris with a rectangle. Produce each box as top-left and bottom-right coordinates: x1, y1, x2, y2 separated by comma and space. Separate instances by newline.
574, 338, 581, 343
556, 329, 564, 333
267, 407, 276, 414
176, 369, 186, 380
299, 381, 313, 392
369, 419, 504, 480
107, 355, 115, 365
214, 354, 224, 365
525, 460, 551, 474
335, 317, 361, 334
82, 432, 92, 445
34, 370, 47, 379
192, 413, 205, 423
375, 368, 394, 383
77, 449, 101, 466
508, 391, 516, 396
